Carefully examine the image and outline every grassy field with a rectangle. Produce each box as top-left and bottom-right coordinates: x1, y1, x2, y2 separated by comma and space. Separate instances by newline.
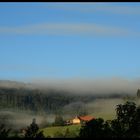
40, 124, 81, 138
40, 112, 115, 138
90, 112, 115, 120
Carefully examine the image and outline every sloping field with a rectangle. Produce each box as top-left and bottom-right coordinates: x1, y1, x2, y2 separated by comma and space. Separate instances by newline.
41, 124, 81, 138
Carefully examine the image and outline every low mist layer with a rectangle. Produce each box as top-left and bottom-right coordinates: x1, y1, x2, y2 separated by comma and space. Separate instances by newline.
31, 77, 140, 95
0, 77, 139, 95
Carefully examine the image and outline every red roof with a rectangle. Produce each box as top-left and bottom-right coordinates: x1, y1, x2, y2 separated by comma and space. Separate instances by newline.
78, 115, 95, 121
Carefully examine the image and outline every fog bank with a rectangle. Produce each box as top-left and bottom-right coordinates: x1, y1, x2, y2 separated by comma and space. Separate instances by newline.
31, 77, 140, 95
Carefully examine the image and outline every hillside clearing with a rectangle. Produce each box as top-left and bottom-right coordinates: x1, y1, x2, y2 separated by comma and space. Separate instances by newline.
40, 124, 81, 138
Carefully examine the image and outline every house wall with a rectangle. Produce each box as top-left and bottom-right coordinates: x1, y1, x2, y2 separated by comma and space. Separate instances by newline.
72, 118, 80, 124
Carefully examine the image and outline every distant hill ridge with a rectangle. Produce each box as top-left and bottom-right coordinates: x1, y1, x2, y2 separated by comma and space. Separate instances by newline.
0, 80, 35, 89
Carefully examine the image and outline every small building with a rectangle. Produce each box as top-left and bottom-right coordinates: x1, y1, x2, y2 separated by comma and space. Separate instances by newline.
66, 115, 95, 125
78, 115, 95, 122
20, 128, 27, 137
78, 115, 95, 125
71, 116, 81, 124
20, 128, 27, 134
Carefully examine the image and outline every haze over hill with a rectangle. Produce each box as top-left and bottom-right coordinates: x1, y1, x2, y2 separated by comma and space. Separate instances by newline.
0, 77, 139, 96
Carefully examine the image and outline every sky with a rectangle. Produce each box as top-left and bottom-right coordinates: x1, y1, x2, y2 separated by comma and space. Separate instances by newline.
0, 2, 140, 82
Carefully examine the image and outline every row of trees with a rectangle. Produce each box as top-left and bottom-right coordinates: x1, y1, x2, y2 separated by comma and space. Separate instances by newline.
0, 87, 96, 114
79, 101, 140, 138
0, 87, 125, 114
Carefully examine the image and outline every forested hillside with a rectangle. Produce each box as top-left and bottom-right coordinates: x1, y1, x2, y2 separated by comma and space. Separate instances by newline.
0, 86, 125, 114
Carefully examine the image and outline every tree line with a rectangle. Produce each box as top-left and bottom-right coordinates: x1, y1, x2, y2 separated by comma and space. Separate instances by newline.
0, 87, 126, 114
0, 87, 83, 113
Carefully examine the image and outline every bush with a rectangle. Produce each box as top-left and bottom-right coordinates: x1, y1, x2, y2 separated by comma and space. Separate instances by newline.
53, 115, 65, 126
25, 118, 44, 138
0, 124, 11, 138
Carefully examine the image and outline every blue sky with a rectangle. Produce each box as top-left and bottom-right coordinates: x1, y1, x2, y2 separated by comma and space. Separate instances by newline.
0, 2, 140, 82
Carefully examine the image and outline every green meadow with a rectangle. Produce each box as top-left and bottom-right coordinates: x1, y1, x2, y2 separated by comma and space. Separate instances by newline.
40, 124, 81, 138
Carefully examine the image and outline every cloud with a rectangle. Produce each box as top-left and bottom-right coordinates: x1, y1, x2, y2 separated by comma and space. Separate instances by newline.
2, 4, 140, 16
0, 22, 138, 36
0, 77, 140, 96
47, 4, 140, 15
30, 77, 140, 95
94, 5, 140, 15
